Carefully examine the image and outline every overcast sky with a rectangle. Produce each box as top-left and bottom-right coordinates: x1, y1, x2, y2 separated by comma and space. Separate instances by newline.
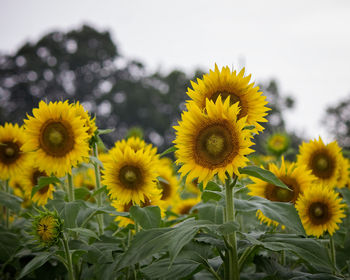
1, 0, 350, 141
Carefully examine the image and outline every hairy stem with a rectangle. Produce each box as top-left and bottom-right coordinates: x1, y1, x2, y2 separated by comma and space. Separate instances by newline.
62, 234, 75, 280
93, 143, 104, 235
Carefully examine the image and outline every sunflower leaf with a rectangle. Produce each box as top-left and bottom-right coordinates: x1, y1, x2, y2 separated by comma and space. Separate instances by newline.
238, 166, 291, 191
89, 156, 103, 167
129, 205, 161, 229
68, 227, 100, 240
97, 128, 114, 135
0, 190, 22, 212
31, 176, 62, 198
18, 252, 53, 279
91, 185, 107, 197
160, 146, 178, 157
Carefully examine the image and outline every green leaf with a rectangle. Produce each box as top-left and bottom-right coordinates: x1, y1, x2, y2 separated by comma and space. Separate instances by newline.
18, 252, 53, 279
202, 181, 223, 202
68, 228, 100, 240
160, 146, 178, 157
243, 125, 256, 130
0, 232, 20, 261
238, 165, 291, 190
61, 201, 84, 228
235, 196, 305, 234
97, 128, 114, 135
74, 187, 91, 200
129, 205, 161, 229
0, 190, 22, 212
31, 176, 62, 197
91, 185, 107, 197
217, 221, 240, 235
195, 203, 224, 224
338, 188, 350, 205
90, 155, 103, 167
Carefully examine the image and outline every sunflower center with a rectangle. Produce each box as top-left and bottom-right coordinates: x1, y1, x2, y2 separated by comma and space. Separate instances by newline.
266, 177, 298, 203
0, 141, 21, 164
119, 165, 142, 189
309, 202, 330, 225
39, 185, 50, 194
180, 205, 193, 215
159, 180, 171, 200
195, 123, 236, 167
32, 170, 47, 186
310, 152, 334, 179
275, 188, 291, 201
40, 121, 74, 157
210, 91, 245, 118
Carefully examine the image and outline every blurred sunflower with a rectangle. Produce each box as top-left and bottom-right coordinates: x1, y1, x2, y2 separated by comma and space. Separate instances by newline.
22, 101, 90, 177
248, 158, 315, 227
295, 185, 346, 237
266, 132, 290, 156
336, 155, 350, 188
174, 96, 254, 186
72, 101, 97, 139
157, 159, 180, 208
102, 146, 160, 205
74, 168, 96, 190
297, 137, 342, 187
9, 177, 31, 208
21, 162, 55, 206
186, 64, 270, 133
0, 123, 29, 180
172, 196, 201, 216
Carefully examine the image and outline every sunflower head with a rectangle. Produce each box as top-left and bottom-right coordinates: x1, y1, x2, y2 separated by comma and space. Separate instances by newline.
32, 210, 63, 247
336, 155, 350, 189
297, 137, 342, 187
9, 178, 32, 208
186, 64, 270, 134
172, 196, 201, 216
72, 101, 97, 139
0, 123, 29, 180
103, 146, 160, 205
174, 96, 254, 186
295, 185, 346, 237
266, 132, 290, 156
22, 101, 90, 177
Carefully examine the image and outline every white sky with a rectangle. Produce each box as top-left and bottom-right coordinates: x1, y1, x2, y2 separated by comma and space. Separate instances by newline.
1, 0, 350, 141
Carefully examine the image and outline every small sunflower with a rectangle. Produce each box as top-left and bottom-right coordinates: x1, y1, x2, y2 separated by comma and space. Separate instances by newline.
72, 101, 97, 139
0, 123, 29, 180
174, 96, 254, 186
20, 162, 55, 206
74, 168, 96, 190
114, 136, 158, 157
295, 185, 346, 237
266, 132, 290, 156
172, 196, 201, 216
157, 159, 180, 207
9, 178, 31, 208
22, 101, 90, 177
248, 158, 315, 227
186, 64, 270, 133
297, 137, 342, 187
336, 155, 350, 189
32, 210, 63, 247
102, 146, 160, 205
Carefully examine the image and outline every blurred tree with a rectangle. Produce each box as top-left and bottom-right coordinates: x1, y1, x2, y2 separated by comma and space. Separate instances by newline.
0, 24, 298, 154
324, 95, 350, 149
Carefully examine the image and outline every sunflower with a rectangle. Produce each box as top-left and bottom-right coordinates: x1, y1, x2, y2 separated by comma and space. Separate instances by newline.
32, 211, 63, 247
297, 137, 342, 187
186, 64, 270, 133
20, 162, 55, 206
185, 178, 201, 195
72, 101, 97, 139
114, 136, 158, 157
295, 185, 346, 237
174, 96, 254, 186
336, 155, 350, 189
172, 196, 201, 216
102, 146, 160, 205
156, 159, 180, 208
0, 123, 29, 180
248, 158, 315, 227
111, 194, 161, 227
22, 101, 90, 177
9, 178, 31, 208
74, 168, 96, 190
266, 132, 290, 156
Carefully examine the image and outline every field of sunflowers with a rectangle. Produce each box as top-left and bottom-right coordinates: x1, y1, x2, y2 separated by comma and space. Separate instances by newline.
1, 65, 350, 280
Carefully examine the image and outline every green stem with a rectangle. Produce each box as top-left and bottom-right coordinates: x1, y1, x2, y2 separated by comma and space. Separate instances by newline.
5, 180, 9, 228
281, 250, 286, 266
67, 173, 75, 201
225, 175, 239, 280
330, 236, 336, 274
93, 143, 104, 235
62, 234, 75, 280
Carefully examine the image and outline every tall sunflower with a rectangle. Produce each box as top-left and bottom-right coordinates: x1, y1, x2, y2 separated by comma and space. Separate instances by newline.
22, 101, 90, 177
102, 146, 160, 205
297, 137, 342, 187
174, 96, 254, 186
186, 64, 270, 133
295, 185, 346, 237
0, 123, 29, 180
20, 162, 55, 206
248, 158, 315, 227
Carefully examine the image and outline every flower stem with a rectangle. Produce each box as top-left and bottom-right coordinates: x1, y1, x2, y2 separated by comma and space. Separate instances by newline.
330, 236, 336, 274
62, 234, 75, 280
5, 180, 9, 228
92, 143, 104, 235
224, 175, 239, 280
67, 173, 75, 201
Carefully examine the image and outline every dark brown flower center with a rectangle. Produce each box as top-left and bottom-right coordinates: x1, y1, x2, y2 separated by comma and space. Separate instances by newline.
195, 123, 236, 167
308, 202, 330, 225
310, 152, 335, 179
40, 121, 74, 157
0, 141, 21, 165
119, 165, 143, 189
159, 179, 171, 200
210, 91, 245, 119
179, 205, 193, 215
265, 177, 299, 203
